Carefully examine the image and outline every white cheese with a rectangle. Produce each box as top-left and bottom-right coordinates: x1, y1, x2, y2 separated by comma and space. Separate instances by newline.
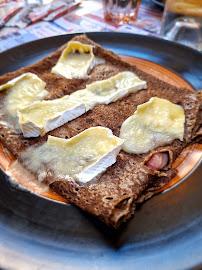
70, 71, 147, 110
51, 41, 95, 79
13, 71, 146, 137
21, 127, 124, 184
69, 89, 97, 111
18, 96, 86, 137
0, 73, 48, 118
120, 97, 185, 154
94, 57, 105, 65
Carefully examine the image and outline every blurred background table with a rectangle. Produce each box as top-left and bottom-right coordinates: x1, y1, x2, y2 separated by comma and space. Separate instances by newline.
0, 0, 164, 52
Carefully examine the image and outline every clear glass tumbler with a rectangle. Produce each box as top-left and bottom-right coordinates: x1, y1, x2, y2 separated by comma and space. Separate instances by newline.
102, 0, 141, 25
160, 0, 202, 50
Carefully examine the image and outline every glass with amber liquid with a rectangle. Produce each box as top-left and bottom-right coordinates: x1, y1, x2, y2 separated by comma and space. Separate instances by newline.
160, 0, 202, 50
102, 0, 141, 25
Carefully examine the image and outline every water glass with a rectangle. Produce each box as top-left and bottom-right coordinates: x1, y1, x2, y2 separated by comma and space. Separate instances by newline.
102, 0, 141, 25
160, 0, 202, 50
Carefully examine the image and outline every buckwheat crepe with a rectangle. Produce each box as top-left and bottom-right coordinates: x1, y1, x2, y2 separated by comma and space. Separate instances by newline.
0, 35, 201, 228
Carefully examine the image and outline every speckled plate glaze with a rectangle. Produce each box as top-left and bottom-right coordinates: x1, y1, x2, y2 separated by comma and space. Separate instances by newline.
0, 32, 201, 270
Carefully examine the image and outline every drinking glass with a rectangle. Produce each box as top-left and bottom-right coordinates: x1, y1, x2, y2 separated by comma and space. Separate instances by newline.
160, 0, 202, 50
102, 0, 141, 25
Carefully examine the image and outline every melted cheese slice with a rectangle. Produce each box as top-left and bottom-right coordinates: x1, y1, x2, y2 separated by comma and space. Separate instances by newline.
51, 41, 95, 79
21, 127, 124, 184
70, 71, 147, 110
16, 71, 146, 137
0, 73, 48, 118
18, 96, 85, 137
120, 97, 185, 154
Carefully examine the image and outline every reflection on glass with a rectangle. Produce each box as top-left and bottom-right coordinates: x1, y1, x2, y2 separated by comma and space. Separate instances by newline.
160, 0, 202, 50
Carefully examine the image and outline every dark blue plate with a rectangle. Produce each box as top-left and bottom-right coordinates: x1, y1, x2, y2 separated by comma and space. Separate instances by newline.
151, 0, 165, 8
0, 32, 201, 270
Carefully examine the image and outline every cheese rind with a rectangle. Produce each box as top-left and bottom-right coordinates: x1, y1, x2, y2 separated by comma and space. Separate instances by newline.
120, 97, 185, 154
75, 142, 122, 183
1, 73, 48, 118
48, 127, 124, 184
51, 41, 95, 79
14, 71, 146, 137
21, 127, 124, 184
18, 96, 86, 137
70, 71, 147, 110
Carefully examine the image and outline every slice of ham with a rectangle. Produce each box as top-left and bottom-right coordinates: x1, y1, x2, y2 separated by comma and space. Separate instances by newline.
145, 152, 169, 171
